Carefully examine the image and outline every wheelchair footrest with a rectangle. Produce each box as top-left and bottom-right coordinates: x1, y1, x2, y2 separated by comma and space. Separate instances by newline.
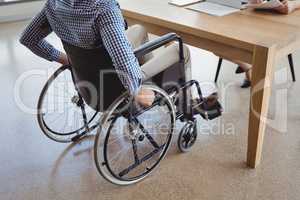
191, 93, 223, 120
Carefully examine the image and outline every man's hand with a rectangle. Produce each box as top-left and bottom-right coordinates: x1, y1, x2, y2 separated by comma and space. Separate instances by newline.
274, 0, 294, 14
135, 88, 155, 107
58, 53, 70, 65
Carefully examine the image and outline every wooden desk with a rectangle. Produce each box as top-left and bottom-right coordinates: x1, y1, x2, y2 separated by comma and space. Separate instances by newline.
118, 0, 300, 168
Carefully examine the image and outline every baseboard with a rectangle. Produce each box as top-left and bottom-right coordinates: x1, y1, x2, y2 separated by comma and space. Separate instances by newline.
0, 1, 45, 23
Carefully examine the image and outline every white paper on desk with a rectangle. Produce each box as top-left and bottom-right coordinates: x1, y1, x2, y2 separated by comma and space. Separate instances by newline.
187, 2, 240, 16
208, 0, 245, 9
247, 0, 283, 9
168, 0, 203, 7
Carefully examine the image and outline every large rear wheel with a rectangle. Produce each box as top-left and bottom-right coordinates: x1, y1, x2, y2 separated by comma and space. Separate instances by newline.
94, 85, 176, 185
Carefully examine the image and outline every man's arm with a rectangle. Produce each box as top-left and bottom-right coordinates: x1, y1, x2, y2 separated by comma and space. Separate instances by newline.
96, 7, 143, 96
19, 7, 68, 65
96, 7, 155, 106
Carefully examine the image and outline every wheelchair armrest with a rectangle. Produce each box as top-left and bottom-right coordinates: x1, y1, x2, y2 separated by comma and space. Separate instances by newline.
134, 33, 183, 59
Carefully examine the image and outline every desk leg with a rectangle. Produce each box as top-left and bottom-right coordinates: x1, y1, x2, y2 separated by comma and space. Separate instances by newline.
247, 45, 276, 168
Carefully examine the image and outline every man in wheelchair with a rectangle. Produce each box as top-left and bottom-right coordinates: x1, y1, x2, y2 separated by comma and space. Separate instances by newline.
21, 0, 222, 185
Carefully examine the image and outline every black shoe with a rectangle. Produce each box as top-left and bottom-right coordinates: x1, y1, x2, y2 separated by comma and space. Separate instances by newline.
241, 79, 251, 88
235, 66, 245, 74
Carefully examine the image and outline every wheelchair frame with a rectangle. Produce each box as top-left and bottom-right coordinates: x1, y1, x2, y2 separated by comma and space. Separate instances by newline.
37, 33, 222, 185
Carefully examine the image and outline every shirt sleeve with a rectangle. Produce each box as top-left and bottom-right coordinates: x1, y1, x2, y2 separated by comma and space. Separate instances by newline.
19, 7, 61, 62
96, 7, 143, 96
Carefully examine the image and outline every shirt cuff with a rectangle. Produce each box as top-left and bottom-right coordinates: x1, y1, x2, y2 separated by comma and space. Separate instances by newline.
51, 49, 62, 62
127, 76, 142, 96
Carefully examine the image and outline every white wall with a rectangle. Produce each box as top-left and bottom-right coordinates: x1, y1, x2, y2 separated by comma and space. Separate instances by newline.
0, 1, 45, 23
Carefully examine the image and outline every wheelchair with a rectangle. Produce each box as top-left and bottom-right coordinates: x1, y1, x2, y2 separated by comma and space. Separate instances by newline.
37, 32, 222, 185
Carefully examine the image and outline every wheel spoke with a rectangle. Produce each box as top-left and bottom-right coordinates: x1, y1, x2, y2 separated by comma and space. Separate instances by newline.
45, 111, 67, 125
134, 118, 160, 149
118, 143, 165, 177
54, 84, 74, 97
131, 139, 139, 163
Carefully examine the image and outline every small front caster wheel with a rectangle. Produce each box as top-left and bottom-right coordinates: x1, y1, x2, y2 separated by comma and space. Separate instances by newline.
178, 120, 197, 153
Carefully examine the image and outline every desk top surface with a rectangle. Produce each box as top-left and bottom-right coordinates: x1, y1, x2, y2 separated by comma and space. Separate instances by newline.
119, 0, 300, 50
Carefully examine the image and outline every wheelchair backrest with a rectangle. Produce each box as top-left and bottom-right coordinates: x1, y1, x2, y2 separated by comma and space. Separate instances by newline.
62, 41, 125, 111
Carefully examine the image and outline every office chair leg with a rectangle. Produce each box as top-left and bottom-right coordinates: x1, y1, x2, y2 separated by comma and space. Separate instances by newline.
288, 54, 296, 82
214, 58, 223, 83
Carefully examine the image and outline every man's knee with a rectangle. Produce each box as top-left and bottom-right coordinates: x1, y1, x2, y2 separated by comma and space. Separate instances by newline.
140, 42, 191, 80
127, 24, 152, 64
126, 24, 148, 44
131, 24, 147, 36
